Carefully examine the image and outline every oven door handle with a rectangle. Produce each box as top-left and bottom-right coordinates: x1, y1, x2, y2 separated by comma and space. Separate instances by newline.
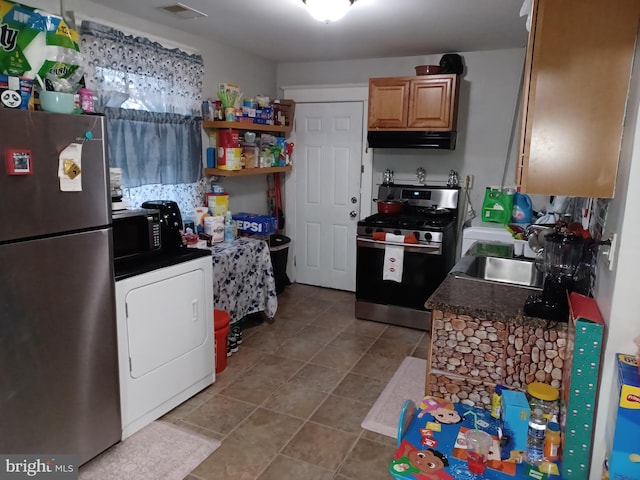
356, 237, 442, 255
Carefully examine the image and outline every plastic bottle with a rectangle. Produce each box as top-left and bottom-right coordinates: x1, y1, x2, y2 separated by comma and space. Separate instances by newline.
543, 422, 561, 461
224, 210, 235, 242
273, 99, 281, 126
526, 408, 547, 465
491, 385, 505, 419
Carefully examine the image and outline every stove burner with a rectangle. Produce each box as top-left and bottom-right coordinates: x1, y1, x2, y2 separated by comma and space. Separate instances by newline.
362, 208, 455, 230
415, 206, 452, 217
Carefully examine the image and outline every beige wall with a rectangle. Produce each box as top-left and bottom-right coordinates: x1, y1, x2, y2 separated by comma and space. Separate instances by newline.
277, 48, 550, 230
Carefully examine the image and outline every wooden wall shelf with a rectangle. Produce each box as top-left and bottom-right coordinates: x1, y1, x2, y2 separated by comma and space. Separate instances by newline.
204, 166, 292, 177
202, 121, 292, 134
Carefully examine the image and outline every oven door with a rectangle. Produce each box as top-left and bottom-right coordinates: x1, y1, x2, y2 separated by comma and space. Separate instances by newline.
355, 237, 448, 311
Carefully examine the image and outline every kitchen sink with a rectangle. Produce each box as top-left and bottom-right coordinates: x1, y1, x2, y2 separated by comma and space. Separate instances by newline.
451, 254, 544, 288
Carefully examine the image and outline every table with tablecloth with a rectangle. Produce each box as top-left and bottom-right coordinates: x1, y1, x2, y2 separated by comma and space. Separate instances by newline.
207, 237, 278, 325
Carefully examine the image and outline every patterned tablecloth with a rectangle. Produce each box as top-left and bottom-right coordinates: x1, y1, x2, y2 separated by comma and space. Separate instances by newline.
207, 237, 278, 324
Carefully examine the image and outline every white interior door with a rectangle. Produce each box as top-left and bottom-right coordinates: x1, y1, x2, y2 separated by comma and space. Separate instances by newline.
294, 102, 363, 291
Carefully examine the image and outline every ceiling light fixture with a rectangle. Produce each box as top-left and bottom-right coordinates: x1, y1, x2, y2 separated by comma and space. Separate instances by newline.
302, 0, 357, 23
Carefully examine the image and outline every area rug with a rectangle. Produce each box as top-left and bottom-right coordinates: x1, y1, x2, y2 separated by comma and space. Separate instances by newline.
361, 356, 427, 438
79, 421, 220, 480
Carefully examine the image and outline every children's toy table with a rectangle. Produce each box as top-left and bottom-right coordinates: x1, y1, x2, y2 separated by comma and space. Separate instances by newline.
390, 397, 561, 480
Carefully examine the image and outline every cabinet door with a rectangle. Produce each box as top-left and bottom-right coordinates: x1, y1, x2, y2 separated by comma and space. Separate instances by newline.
408, 76, 458, 130
518, 0, 640, 197
368, 78, 411, 128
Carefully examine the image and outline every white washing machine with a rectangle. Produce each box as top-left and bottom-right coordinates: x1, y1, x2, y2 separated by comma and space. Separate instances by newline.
460, 221, 515, 256
115, 254, 214, 439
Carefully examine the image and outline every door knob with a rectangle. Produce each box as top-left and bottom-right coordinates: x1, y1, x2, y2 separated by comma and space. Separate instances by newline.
349, 211, 357, 218
351, 196, 358, 204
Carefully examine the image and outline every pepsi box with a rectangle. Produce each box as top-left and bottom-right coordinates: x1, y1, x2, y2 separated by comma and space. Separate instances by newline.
233, 213, 277, 236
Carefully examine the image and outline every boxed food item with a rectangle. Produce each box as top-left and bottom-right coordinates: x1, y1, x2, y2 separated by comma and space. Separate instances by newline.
500, 389, 530, 455
217, 129, 240, 147
607, 353, 640, 480
206, 193, 229, 216
278, 99, 295, 127
216, 129, 241, 170
254, 106, 273, 125
233, 213, 278, 236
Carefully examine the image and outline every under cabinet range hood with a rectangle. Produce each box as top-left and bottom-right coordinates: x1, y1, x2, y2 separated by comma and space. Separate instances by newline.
367, 131, 456, 149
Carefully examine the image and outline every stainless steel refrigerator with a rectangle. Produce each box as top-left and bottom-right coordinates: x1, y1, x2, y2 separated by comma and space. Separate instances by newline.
0, 109, 121, 465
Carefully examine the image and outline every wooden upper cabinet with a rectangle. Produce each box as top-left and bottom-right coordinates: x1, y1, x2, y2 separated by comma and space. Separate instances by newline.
518, 0, 640, 198
368, 78, 410, 128
408, 77, 457, 129
368, 75, 459, 131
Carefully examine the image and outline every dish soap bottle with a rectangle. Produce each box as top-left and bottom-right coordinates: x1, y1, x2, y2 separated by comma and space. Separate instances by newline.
224, 210, 235, 242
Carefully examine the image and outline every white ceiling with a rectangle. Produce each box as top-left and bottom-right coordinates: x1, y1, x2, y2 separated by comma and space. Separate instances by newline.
95, 0, 530, 63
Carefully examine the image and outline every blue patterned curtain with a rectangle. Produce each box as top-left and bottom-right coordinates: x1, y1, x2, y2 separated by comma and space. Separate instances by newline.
79, 20, 203, 115
104, 108, 202, 187
78, 21, 204, 205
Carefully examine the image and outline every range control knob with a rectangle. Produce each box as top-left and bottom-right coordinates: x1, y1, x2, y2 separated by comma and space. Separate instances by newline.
393, 230, 402, 236
375, 228, 384, 233
423, 232, 432, 241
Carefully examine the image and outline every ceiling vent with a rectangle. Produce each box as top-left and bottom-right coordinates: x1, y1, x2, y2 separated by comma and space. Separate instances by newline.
160, 3, 207, 19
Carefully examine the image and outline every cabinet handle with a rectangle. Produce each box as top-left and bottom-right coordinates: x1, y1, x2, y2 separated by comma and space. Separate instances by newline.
192, 299, 198, 322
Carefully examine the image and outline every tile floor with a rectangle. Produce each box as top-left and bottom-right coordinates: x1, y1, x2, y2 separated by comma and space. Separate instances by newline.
163, 282, 429, 480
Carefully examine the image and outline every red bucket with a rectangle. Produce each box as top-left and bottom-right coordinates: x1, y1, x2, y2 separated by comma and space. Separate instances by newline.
213, 309, 230, 373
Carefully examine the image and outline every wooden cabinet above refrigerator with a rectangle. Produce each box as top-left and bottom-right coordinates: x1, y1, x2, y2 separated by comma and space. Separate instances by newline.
517, 0, 640, 198
367, 75, 459, 131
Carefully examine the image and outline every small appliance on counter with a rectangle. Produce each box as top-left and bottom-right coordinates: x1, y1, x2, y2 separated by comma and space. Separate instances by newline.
112, 208, 162, 262
524, 231, 587, 321
141, 200, 186, 251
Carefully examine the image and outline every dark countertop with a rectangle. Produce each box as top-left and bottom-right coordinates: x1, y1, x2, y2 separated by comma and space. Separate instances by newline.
114, 247, 211, 281
426, 274, 562, 328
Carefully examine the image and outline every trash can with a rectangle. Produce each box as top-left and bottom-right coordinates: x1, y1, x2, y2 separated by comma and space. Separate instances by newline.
269, 234, 291, 295
213, 309, 230, 373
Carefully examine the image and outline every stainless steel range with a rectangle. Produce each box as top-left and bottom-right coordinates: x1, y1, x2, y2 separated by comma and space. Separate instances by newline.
355, 184, 460, 331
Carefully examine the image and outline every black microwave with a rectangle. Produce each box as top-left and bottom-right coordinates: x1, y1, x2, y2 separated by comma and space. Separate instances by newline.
112, 208, 162, 261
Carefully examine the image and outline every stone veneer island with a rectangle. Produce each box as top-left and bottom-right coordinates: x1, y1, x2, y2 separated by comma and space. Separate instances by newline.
425, 275, 568, 409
